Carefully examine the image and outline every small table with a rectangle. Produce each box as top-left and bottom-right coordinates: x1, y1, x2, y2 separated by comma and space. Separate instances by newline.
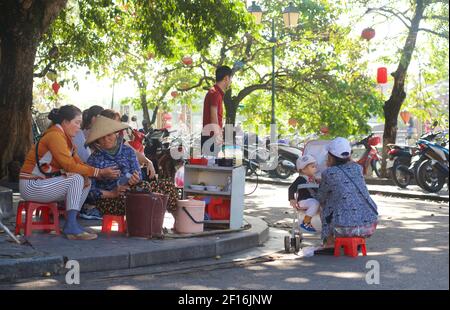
183, 165, 245, 229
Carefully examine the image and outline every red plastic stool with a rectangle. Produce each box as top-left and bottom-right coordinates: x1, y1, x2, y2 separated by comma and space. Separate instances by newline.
101, 215, 127, 235
334, 237, 367, 257
36, 202, 66, 220
15, 201, 61, 237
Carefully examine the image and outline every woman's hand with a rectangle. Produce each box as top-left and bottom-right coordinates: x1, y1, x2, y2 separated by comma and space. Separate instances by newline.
112, 185, 129, 198
144, 159, 156, 179
128, 170, 141, 186
83, 176, 91, 189
65, 173, 91, 188
99, 166, 121, 179
290, 199, 300, 210
136, 151, 156, 179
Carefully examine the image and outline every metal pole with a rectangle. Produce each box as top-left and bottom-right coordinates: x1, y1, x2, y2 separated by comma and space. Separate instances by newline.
271, 19, 276, 126
270, 19, 277, 144
111, 79, 115, 110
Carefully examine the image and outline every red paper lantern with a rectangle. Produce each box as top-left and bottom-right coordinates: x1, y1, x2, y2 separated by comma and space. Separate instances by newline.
320, 126, 329, 135
377, 67, 388, 84
361, 28, 375, 41
163, 121, 172, 129
288, 118, 298, 127
171, 91, 179, 98
400, 111, 411, 124
52, 81, 60, 95
182, 56, 193, 66
162, 113, 172, 121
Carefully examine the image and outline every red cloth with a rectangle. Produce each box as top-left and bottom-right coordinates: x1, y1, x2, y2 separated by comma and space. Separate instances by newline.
202, 85, 224, 133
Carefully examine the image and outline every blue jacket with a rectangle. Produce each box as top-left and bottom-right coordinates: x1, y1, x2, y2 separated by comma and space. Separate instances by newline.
87, 143, 141, 201
318, 162, 378, 239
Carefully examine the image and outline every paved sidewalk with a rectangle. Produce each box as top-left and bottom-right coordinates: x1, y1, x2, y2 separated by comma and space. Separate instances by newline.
2, 183, 448, 290
0, 193, 268, 282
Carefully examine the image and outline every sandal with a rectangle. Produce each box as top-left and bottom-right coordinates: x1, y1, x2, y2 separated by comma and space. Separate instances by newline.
65, 231, 98, 240
314, 247, 335, 255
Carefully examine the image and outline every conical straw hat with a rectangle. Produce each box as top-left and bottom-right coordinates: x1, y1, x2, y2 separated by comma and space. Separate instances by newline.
85, 115, 129, 145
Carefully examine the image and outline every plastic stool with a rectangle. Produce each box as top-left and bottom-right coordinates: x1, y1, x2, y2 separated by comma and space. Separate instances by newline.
36, 202, 66, 220
15, 201, 60, 237
334, 237, 367, 257
101, 215, 127, 235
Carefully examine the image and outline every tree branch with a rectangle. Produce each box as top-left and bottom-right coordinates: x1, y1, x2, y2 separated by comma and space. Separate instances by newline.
423, 15, 449, 22
367, 7, 412, 29
418, 28, 449, 39
33, 61, 53, 78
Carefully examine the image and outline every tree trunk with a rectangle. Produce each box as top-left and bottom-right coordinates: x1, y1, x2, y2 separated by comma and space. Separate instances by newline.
224, 90, 238, 126
136, 78, 151, 126
0, 0, 67, 178
381, 0, 425, 177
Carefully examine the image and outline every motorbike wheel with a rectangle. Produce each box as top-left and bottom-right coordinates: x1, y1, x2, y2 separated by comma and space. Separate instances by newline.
272, 161, 293, 179
416, 160, 445, 193
245, 160, 258, 177
371, 160, 382, 178
391, 162, 412, 189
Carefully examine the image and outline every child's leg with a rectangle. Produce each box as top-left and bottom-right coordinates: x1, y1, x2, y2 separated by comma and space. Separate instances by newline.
299, 199, 320, 224
304, 199, 320, 218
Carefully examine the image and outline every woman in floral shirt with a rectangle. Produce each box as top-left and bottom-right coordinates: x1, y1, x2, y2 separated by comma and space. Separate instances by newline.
86, 115, 178, 216
318, 138, 378, 250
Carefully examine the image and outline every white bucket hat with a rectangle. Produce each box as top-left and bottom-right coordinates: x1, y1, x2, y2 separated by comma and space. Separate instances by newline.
85, 115, 129, 145
296, 154, 317, 170
328, 137, 352, 159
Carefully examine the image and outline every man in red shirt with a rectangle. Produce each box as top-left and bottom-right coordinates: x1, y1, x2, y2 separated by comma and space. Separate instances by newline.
201, 66, 233, 156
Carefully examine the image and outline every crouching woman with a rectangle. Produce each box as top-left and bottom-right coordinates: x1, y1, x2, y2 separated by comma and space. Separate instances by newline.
317, 137, 378, 252
19, 105, 120, 240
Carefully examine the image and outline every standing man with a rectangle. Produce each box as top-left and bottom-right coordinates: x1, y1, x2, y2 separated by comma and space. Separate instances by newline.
201, 66, 233, 156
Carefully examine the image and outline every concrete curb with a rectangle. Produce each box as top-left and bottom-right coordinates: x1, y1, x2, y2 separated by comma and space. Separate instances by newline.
0, 256, 65, 282
0, 216, 268, 282
246, 177, 449, 202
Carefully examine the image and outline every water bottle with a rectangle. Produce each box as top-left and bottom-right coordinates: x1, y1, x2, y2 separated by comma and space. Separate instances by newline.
118, 172, 132, 186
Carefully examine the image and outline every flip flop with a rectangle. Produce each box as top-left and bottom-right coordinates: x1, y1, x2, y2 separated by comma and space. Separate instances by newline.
65, 231, 98, 240
314, 247, 335, 255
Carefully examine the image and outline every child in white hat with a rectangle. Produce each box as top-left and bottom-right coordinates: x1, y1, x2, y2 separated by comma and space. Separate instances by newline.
288, 154, 321, 233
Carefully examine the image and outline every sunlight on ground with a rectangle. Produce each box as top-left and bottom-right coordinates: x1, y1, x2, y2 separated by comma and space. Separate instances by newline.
315, 271, 362, 279
285, 277, 310, 284
395, 266, 418, 274
395, 220, 440, 230
411, 247, 443, 252
368, 247, 403, 256
107, 285, 139, 290
181, 285, 219, 290
15, 279, 59, 289
245, 265, 267, 271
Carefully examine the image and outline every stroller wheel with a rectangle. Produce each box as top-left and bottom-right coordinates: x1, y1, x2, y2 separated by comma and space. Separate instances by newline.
294, 231, 303, 243
284, 235, 291, 253
294, 235, 301, 252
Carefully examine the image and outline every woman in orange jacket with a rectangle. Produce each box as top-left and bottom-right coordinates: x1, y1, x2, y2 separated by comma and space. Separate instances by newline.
20, 105, 120, 240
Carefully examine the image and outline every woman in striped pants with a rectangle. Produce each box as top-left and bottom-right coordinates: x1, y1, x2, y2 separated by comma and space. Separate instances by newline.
20, 105, 120, 240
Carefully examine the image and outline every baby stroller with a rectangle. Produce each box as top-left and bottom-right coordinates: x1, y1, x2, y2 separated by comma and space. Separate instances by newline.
284, 209, 303, 253
284, 139, 331, 253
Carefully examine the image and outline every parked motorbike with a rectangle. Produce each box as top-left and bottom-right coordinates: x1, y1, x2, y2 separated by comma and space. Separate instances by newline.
143, 127, 183, 180
243, 134, 278, 177
386, 131, 441, 188
275, 142, 303, 179
352, 133, 382, 177
415, 134, 449, 193
387, 144, 419, 188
